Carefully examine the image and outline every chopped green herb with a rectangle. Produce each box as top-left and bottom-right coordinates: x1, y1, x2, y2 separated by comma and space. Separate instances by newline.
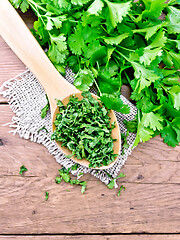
107, 179, 115, 189
115, 173, 126, 179
78, 172, 84, 177
124, 117, 138, 134
41, 94, 50, 119
71, 163, 79, 171
56, 168, 87, 194
51, 92, 118, 168
45, 191, 49, 201
55, 176, 62, 184
117, 185, 126, 196
81, 184, 86, 194
19, 165, 28, 175
107, 172, 126, 189
37, 126, 48, 133
121, 131, 130, 149
66, 189, 70, 192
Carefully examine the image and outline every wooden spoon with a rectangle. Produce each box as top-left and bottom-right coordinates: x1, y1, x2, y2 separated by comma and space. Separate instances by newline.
0, 0, 121, 169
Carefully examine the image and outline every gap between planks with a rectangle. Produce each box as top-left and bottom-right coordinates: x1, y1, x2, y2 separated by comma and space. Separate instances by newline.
0, 234, 180, 240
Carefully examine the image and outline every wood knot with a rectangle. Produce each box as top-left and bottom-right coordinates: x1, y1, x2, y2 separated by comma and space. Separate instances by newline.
0, 139, 3, 146
32, 210, 36, 215
137, 174, 144, 180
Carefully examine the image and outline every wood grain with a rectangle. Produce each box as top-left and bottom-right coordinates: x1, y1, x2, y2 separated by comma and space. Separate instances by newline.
1, 177, 180, 234
0, 236, 180, 240
0, 104, 180, 234
1, 7, 180, 238
0, 105, 180, 184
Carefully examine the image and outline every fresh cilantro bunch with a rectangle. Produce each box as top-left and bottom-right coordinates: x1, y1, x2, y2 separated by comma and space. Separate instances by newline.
11, 0, 180, 147
51, 92, 118, 168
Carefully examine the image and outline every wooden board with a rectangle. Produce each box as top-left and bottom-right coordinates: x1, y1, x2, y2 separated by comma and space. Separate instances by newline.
1, 7, 180, 240
0, 105, 180, 235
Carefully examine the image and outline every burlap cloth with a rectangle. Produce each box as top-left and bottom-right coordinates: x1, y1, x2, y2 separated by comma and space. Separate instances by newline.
0, 68, 137, 186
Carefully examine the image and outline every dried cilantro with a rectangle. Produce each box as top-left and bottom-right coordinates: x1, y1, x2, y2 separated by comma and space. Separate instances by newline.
117, 185, 126, 196
41, 94, 50, 119
107, 172, 126, 189
45, 191, 49, 201
55, 167, 87, 194
51, 92, 118, 168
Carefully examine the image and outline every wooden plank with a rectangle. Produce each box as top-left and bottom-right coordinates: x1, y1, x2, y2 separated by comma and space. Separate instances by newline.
1, 177, 180, 234
0, 106, 180, 234
0, 235, 180, 240
0, 105, 180, 184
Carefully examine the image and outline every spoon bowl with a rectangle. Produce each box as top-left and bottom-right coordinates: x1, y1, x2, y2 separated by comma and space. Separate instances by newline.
52, 92, 121, 169
0, 0, 121, 169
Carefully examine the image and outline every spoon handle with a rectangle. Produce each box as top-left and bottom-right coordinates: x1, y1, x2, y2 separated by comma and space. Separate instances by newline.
0, 0, 79, 113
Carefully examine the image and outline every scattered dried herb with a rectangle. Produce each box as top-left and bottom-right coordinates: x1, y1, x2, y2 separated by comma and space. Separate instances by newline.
55, 167, 87, 194
37, 125, 48, 133
107, 172, 126, 189
45, 191, 49, 201
19, 165, 28, 175
117, 185, 126, 196
41, 94, 50, 119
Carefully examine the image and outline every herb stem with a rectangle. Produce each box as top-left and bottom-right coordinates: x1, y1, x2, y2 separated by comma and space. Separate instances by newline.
28, 0, 47, 12
118, 46, 135, 52
94, 79, 102, 96
115, 50, 130, 62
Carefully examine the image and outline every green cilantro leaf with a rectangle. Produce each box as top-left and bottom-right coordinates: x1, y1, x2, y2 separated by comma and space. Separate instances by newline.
20, 0, 29, 12
87, 0, 104, 15
58, 0, 69, 9
48, 44, 68, 64
104, 33, 129, 45
133, 23, 164, 40
166, 6, 180, 34
142, 112, 164, 131
50, 34, 67, 52
13, 0, 180, 149
104, 0, 131, 28
71, 0, 91, 5
161, 120, 179, 147
169, 85, 180, 110
68, 24, 85, 55
139, 30, 167, 65
74, 69, 94, 91
124, 117, 138, 133
100, 93, 130, 114
131, 62, 160, 93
